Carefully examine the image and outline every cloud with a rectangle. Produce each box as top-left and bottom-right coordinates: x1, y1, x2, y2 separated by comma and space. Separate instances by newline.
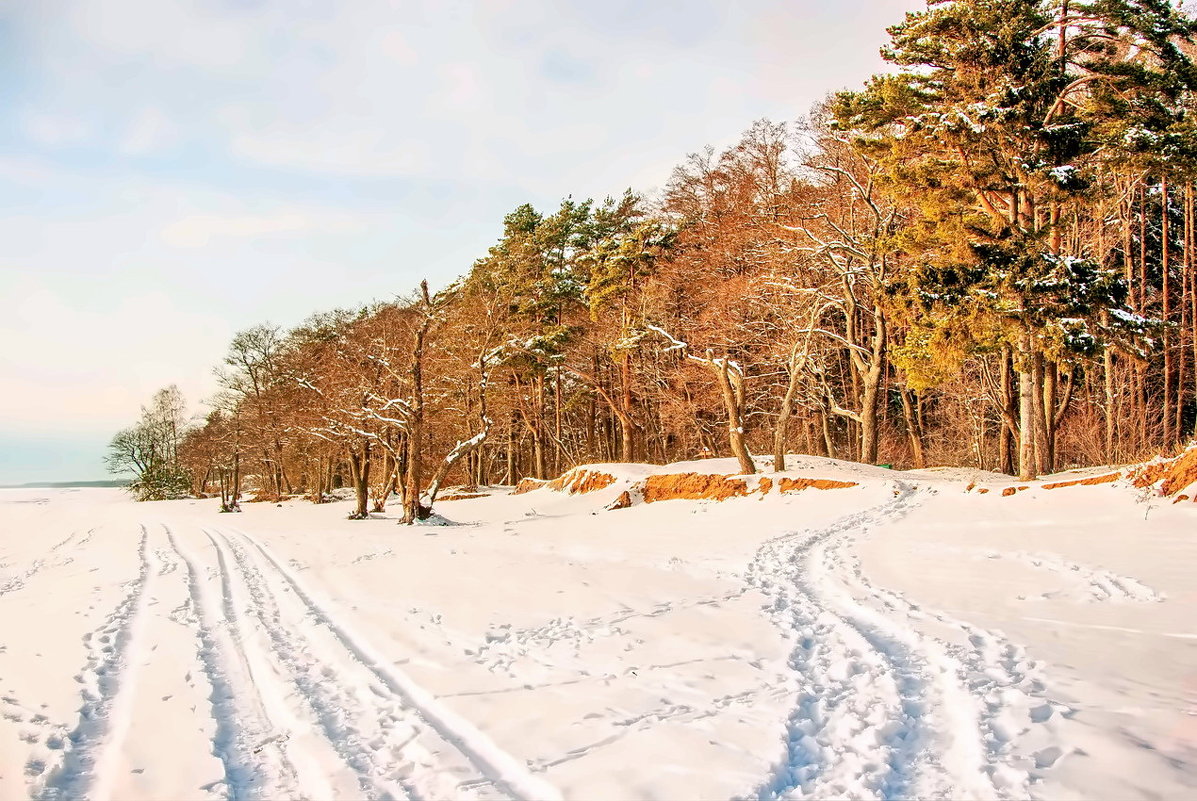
119, 106, 178, 156
22, 112, 91, 147
160, 210, 369, 248
63, 0, 270, 73
8, 0, 924, 202
0, 155, 65, 184
0, 0, 929, 481
0, 278, 229, 435
441, 62, 483, 112
227, 126, 431, 178
32, 1, 867, 178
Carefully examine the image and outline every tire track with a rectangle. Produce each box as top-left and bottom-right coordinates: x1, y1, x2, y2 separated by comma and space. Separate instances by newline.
835, 546, 1063, 789
806, 509, 1000, 800
223, 526, 564, 801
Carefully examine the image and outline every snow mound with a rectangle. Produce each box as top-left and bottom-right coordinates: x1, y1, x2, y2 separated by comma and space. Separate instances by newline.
502, 446, 1197, 511
509, 460, 859, 508
1131, 442, 1197, 498
1042, 472, 1120, 490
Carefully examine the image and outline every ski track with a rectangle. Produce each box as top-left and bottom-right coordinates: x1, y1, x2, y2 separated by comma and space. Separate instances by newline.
17, 519, 563, 801
471, 589, 745, 676
221, 525, 564, 801
746, 483, 1060, 801
7, 494, 1085, 801
982, 550, 1164, 603
165, 524, 335, 801
0, 528, 96, 596
203, 527, 418, 801
37, 526, 157, 801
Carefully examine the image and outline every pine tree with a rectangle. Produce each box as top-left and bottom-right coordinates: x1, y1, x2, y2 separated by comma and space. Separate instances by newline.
836, 0, 1197, 477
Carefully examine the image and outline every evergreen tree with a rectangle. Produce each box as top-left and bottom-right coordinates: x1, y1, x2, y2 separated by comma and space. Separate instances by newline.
836, 0, 1197, 477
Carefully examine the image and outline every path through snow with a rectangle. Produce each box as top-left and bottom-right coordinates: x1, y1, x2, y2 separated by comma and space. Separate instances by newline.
746, 483, 1063, 800
18, 520, 562, 801
1, 471, 1194, 801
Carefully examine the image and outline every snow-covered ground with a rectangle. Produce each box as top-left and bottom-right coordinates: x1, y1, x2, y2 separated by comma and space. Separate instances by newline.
1, 457, 1194, 800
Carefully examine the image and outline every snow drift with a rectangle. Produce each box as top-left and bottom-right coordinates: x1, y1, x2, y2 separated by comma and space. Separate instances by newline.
509, 460, 859, 509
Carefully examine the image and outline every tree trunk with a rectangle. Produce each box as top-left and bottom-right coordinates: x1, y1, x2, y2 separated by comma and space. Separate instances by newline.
860, 305, 887, 465
506, 411, 517, 484
1187, 180, 1197, 438
371, 450, 391, 513
714, 358, 755, 475
1189, 182, 1197, 438
403, 402, 422, 523
425, 425, 490, 510
821, 410, 836, 459
348, 443, 369, 519
1042, 359, 1058, 472
219, 469, 230, 511
1018, 335, 1036, 481
1139, 184, 1150, 449
773, 360, 803, 472
1104, 346, 1117, 462
859, 361, 883, 465
899, 388, 926, 469
553, 368, 563, 475
1163, 177, 1174, 445
999, 347, 1016, 475
532, 374, 546, 480
1031, 350, 1050, 475
231, 447, 241, 510
619, 352, 635, 461
403, 281, 431, 525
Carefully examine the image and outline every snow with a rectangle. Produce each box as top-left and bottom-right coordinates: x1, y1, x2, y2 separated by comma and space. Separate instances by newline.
1111, 307, 1151, 327
1, 460, 1195, 800
1049, 165, 1077, 183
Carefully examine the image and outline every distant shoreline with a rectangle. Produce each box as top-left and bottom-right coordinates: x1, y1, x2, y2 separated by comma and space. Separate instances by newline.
0, 480, 128, 489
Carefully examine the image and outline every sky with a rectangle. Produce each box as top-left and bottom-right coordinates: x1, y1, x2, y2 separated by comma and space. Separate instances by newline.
0, 0, 924, 484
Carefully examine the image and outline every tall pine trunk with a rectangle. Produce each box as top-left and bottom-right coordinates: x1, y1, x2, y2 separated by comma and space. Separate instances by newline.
899, 387, 926, 469
1163, 177, 1174, 445
1018, 332, 1037, 480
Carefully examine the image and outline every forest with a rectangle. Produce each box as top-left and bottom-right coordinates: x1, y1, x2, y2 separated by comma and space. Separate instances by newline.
108, 0, 1197, 520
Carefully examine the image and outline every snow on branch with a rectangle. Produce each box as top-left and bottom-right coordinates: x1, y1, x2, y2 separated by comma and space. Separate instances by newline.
441, 425, 489, 465
424, 416, 492, 508
295, 377, 323, 395
645, 324, 688, 353
643, 325, 745, 377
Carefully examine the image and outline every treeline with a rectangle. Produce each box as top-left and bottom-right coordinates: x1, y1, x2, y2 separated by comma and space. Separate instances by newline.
115, 0, 1197, 516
